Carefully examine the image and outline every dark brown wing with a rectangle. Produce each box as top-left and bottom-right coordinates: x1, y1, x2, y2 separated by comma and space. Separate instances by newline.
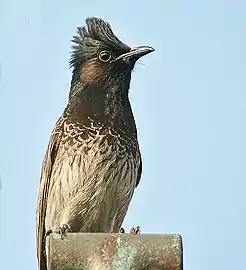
135, 149, 142, 187
36, 117, 63, 270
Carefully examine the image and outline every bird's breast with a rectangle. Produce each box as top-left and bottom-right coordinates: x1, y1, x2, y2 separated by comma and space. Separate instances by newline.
45, 121, 139, 232
61, 120, 138, 156
51, 120, 139, 195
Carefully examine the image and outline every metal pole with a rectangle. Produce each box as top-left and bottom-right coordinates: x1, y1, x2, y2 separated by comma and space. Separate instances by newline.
47, 233, 183, 270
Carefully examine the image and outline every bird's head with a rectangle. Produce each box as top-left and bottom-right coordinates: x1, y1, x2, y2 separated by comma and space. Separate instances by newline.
69, 17, 154, 99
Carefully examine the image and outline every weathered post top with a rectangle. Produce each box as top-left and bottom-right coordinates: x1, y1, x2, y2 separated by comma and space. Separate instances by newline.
47, 233, 183, 270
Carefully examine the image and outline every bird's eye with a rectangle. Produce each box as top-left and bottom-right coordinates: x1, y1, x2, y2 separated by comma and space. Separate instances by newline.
98, 51, 112, 62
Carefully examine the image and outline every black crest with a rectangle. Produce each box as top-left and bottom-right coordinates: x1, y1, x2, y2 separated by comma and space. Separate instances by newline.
69, 17, 130, 68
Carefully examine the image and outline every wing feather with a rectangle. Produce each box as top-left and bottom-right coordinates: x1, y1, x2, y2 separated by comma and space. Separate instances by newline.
135, 149, 142, 187
36, 117, 63, 270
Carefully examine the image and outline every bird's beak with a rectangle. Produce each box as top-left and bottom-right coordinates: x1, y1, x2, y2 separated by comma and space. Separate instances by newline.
116, 46, 155, 62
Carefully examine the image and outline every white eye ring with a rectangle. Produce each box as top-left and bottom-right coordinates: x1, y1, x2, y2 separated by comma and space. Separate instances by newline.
98, 50, 112, 62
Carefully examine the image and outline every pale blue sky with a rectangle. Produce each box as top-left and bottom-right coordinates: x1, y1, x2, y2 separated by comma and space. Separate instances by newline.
0, 0, 245, 269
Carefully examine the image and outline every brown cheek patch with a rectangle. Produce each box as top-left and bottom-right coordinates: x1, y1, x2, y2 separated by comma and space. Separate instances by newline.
80, 59, 105, 84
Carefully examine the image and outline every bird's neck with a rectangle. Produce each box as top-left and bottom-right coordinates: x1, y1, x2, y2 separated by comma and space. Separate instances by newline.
65, 80, 137, 136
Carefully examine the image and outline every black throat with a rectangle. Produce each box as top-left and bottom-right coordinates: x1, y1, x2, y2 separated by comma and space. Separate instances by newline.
65, 76, 137, 137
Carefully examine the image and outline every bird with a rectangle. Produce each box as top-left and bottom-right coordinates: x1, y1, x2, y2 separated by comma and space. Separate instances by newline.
36, 17, 154, 270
